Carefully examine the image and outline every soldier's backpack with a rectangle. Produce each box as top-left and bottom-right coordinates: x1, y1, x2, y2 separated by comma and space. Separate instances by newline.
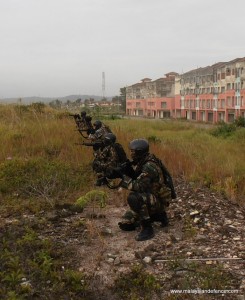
102, 124, 112, 133
148, 154, 177, 199
113, 143, 128, 163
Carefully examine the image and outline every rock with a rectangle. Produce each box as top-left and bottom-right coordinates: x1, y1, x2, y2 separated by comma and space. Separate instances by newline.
143, 256, 152, 264
114, 257, 121, 266
194, 217, 200, 223
107, 258, 114, 264
135, 250, 146, 259
107, 253, 117, 259
101, 227, 113, 236
190, 210, 199, 217
195, 234, 207, 242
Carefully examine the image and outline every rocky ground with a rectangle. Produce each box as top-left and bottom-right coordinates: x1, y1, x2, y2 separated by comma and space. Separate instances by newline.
1, 177, 244, 299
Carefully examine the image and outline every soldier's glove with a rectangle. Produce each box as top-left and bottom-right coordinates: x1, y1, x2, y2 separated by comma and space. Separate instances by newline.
105, 167, 124, 179
87, 128, 95, 135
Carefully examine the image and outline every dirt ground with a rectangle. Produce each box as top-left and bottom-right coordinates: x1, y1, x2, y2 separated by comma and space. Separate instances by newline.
1, 177, 244, 299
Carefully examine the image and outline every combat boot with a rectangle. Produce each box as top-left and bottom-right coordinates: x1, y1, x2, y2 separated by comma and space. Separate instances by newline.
135, 219, 154, 241
150, 212, 169, 227
95, 177, 108, 186
118, 221, 138, 231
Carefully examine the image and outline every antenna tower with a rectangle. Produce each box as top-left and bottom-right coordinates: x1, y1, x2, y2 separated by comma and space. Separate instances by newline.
102, 72, 106, 99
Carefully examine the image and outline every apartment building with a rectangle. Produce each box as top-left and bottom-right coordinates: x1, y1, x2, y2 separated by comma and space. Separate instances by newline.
125, 57, 245, 123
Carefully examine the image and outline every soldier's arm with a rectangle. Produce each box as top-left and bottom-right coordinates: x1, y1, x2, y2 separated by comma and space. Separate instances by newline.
97, 147, 118, 170
121, 162, 158, 192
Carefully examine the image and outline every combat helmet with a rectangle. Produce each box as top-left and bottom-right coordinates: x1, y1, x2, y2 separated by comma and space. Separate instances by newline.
104, 133, 116, 145
129, 138, 149, 161
81, 111, 86, 117
93, 120, 102, 130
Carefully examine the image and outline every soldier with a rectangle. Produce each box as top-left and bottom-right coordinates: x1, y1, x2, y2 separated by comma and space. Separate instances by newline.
93, 133, 128, 186
107, 138, 176, 241
88, 120, 112, 142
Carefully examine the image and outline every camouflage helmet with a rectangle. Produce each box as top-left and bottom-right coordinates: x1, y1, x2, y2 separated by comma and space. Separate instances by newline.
104, 133, 116, 145
81, 111, 86, 116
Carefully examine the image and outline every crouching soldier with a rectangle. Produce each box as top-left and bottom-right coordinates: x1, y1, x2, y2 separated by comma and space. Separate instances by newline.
106, 138, 176, 241
93, 133, 128, 186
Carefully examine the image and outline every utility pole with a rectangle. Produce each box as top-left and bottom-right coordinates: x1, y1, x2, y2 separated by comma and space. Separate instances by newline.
102, 72, 105, 100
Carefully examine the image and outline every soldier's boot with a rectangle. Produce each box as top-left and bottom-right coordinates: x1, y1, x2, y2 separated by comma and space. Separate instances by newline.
150, 212, 169, 227
95, 177, 108, 186
118, 221, 138, 231
118, 210, 140, 231
135, 219, 154, 241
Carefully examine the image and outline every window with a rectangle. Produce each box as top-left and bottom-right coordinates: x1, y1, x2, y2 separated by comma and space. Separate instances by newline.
221, 86, 225, 93
136, 102, 141, 108
221, 99, 225, 109
148, 102, 155, 107
161, 102, 167, 109
202, 99, 205, 108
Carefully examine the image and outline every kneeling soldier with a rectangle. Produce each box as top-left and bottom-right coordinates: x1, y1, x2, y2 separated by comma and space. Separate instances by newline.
107, 138, 176, 241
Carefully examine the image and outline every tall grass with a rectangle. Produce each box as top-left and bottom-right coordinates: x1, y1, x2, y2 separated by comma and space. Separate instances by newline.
106, 118, 245, 204
0, 104, 244, 205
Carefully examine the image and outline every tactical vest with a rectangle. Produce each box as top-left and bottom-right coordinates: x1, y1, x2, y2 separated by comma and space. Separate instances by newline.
138, 154, 176, 204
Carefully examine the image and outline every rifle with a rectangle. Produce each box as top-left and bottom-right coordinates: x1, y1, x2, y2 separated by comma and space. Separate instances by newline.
75, 128, 95, 134
69, 113, 81, 119
75, 141, 105, 151
103, 160, 136, 189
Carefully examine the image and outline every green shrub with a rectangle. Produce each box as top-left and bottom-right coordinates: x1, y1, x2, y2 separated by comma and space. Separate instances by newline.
76, 190, 108, 209
0, 158, 87, 201
210, 122, 236, 138
234, 116, 245, 127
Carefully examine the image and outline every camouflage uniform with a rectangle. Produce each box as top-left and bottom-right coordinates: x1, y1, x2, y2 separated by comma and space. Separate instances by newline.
94, 144, 121, 172
92, 132, 123, 186
88, 123, 111, 142
121, 153, 172, 223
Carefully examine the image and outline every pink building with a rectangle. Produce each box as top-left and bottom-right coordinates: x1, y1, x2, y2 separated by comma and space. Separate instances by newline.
125, 57, 245, 123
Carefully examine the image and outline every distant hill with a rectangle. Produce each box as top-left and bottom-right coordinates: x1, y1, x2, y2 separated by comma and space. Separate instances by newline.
0, 95, 114, 104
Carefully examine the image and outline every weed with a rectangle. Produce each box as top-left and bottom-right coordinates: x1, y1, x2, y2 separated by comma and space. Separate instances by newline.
183, 216, 197, 239
114, 264, 161, 300
0, 223, 94, 299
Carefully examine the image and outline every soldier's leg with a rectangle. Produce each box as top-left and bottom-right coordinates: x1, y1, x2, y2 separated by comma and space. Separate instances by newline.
150, 211, 169, 227
127, 192, 154, 241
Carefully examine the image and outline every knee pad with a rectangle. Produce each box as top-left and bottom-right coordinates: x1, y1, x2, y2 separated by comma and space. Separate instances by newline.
127, 192, 143, 212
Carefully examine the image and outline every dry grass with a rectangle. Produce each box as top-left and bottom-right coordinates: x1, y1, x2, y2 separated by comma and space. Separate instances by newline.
0, 104, 244, 205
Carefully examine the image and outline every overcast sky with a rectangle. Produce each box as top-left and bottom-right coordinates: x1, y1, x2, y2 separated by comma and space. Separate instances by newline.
0, 0, 244, 98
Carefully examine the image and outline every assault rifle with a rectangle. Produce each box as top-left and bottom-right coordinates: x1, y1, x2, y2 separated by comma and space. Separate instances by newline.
69, 113, 81, 119
100, 159, 136, 189
75, 128, 95, 134
76, 140, 105, 151
69, 113, 94, 138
